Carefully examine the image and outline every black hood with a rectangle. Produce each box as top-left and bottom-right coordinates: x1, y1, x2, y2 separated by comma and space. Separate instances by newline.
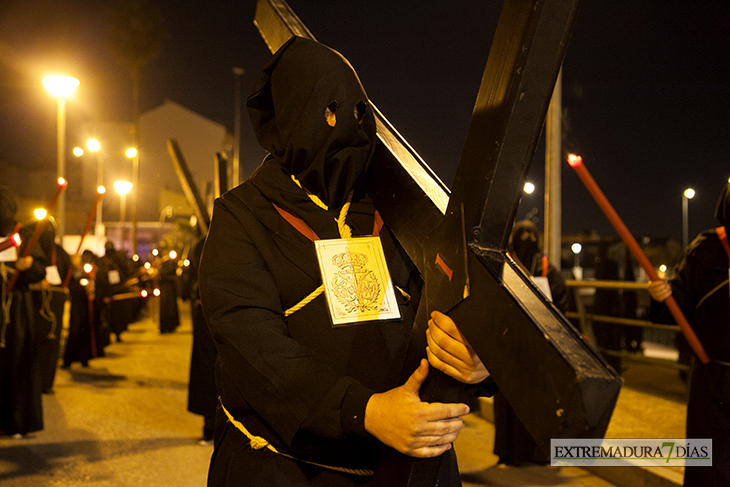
0, 186, 18, 236
510, 220, 540, 274
714, 182, 730, 230
246, 36, 377, 210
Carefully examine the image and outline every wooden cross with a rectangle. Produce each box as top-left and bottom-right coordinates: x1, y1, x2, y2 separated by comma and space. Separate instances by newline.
253, 0, 622, 484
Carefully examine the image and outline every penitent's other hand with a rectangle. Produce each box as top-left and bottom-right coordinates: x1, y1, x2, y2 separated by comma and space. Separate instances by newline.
426, 311, 490, 385
364, 359, 470, 458
648, 280, 672, 303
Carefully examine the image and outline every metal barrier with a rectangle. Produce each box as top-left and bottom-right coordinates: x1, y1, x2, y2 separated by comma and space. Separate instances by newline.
564, 279, 689, 371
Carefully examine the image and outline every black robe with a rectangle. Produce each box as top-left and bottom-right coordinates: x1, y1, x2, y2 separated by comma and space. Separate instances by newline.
651, 228, 730, 486
201, 160, 425, 485
63, 274, 98, 366
187, 236, 218, 439
158, 258, 180, 334
493, 256, 567, 466
0, 242, 46, 436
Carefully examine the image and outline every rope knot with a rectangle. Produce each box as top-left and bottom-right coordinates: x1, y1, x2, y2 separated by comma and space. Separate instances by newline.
249, 436, 270, 450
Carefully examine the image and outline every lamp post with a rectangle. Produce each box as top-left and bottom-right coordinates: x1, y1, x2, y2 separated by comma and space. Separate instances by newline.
73, 139, 106, 237
683, 188, 695, 249
571, 242, 583, 280
86, 139, 105, 237
43, 75, 79, 243
114, 180, 133, 251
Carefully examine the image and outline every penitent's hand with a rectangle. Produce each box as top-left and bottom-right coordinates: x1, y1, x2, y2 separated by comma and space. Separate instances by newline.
648, 280, 672, 303
426, 311, 490, 385
15, 256, 33, 271
364, 359, 470, 458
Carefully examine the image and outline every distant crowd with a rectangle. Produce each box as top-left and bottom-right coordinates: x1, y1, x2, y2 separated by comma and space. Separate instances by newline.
0, 186, 195, 439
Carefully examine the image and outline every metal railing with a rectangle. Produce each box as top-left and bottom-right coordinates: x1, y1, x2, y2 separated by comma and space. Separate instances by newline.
564, 279, 688, 371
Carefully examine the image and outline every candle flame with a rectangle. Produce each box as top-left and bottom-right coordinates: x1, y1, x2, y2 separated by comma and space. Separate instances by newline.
57, 177, 68, 187
97, 186, 106, 195
567, 154, 583, 168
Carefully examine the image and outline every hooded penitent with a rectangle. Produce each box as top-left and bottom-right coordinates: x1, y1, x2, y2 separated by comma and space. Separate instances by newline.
510, 219, 540, 274
246, 36, 377, 210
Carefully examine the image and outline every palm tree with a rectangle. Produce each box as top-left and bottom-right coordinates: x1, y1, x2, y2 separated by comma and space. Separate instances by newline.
106, 0, 167, 254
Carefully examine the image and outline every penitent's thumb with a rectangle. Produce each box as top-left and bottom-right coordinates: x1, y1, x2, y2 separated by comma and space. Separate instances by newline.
403, 359, 429, 395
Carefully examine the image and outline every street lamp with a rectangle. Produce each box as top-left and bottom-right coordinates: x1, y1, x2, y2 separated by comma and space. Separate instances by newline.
571, 242, 583, 280
523, 182, 535, 194
125, 147, 139, 254
43, 75, 79, 243
74, 138, 106, 237
86, 139, 105, 237
683, 188, 695, 248
114, 180, 133, 251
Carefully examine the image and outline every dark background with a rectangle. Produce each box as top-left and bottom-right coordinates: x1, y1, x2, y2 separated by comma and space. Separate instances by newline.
1, 0, 728, 240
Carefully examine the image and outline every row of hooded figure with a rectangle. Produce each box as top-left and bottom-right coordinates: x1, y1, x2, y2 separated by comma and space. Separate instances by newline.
0, 186, 143, 438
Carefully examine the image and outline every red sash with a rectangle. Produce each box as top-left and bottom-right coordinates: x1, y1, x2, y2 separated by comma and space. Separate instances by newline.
272, 204, 384, 242
717, 226, 730, 263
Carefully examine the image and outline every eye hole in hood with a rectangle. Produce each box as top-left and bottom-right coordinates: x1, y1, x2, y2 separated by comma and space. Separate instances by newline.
354, 101, 367, 124
325, 101, 338, 127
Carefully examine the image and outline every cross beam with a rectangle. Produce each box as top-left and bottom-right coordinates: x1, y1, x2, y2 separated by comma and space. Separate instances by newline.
167, 139, 211, 234
253, 0, 621, 483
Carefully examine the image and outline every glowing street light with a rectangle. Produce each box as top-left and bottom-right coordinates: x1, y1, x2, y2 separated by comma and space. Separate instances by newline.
571, 242, 583, 279
77, 138, 106, 236
682, 188, 695, 248
87, 138, 100, 152
43, 75, 79, 242
523, 182, 536, 194
124, 146, 139, 253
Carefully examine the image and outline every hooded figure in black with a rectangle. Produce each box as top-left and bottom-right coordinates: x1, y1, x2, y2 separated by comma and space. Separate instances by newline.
0, 188, 46, 437
28, 219, 71, 393
648, 182, 730, 486
199, 37, 490, 487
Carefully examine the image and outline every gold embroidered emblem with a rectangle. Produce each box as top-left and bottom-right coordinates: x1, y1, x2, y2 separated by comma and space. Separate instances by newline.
331, 251, 381, 313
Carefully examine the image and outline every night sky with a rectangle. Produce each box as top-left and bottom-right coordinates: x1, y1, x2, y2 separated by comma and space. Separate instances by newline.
1, 0, 728, 242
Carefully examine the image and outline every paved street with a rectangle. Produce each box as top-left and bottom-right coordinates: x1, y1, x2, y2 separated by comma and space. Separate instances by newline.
0, 298, 686, 486
0, 300, 212, 486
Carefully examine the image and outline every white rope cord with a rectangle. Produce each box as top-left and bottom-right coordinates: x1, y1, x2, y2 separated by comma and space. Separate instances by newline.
284, 177, 355, 317
284, 285, 324, 317
695, 278, 729, 312
221, 400, 374, 476
290, 175, 353, 238
39, 289, 58, 339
